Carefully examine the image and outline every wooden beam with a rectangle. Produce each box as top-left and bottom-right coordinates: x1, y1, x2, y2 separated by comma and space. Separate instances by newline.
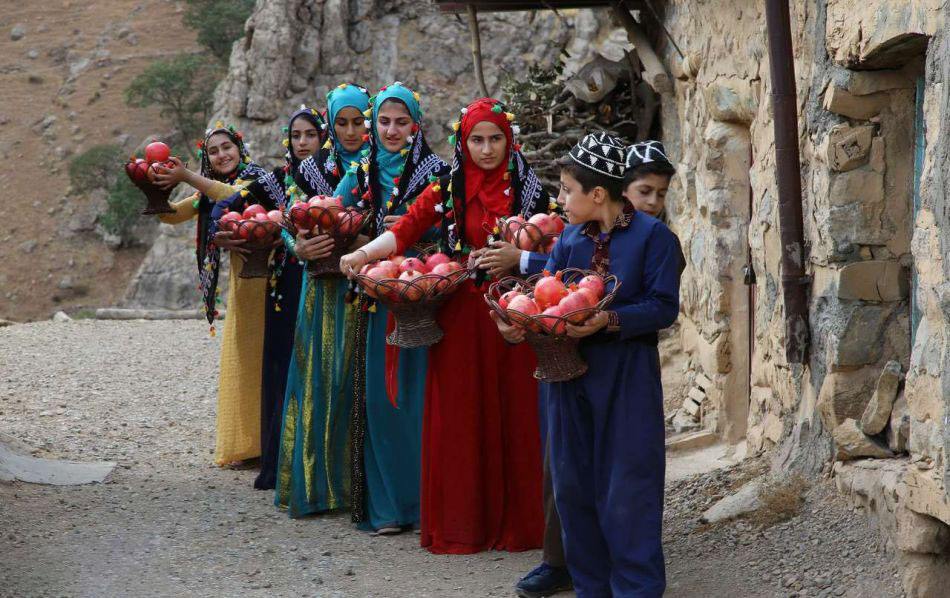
612, 1, 672, 94
467, 5, 491, 97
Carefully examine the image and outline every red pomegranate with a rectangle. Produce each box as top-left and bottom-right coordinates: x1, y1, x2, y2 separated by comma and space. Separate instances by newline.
399, 257, 428, 274
515, 223, 543, 250
577, 274, 605, 300
266, 210, 283, 224
376, 260, 400, 279
243, 204, 267, 220
337, 209, 365, 236
507, 294, 540, 323
533, 271, 568, 310
558, 289, 594, 323
498, 290, 523, 310
529, 213, 559, 236
538, 304, 567, 335
218, 211, 242, 233
399, 270, 428, 301
308, 196, 343, 231
425, 252, 452, 268
145, 141, 171, 163
502, 215, 525, 243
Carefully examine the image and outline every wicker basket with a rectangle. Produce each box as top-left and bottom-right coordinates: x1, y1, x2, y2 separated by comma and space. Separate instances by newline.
484, 268, 621, 382
497, 216, 560, 253
124, 160, 175, 215
236, 220, 280, 279
355, 266, 470, 348
285, 204, 368, 279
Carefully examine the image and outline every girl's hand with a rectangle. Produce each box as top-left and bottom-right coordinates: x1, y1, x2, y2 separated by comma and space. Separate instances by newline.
565, 311, 609, 338
152, 156, 188, 189
490, 311, 526, 344
213, 230, 249, 254
480, 241, 522, 279
340, 249, 369, 278
295, 233, 334, 261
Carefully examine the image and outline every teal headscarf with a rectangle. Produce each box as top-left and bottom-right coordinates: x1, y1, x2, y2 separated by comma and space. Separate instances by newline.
326, 83, 371, 172
370, 83, 421, 202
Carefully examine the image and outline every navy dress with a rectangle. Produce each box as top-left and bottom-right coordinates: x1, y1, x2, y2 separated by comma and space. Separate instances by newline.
542, 210, 680, 597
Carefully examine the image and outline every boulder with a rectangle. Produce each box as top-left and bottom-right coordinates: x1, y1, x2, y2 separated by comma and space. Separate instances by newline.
833, 419, 893, 461
887, 393, 909, 453
897, 507, 950, 554
823, 86, 889, 120
700, 478, 763, 523
10, 24, 26, 41
860, 361, 903, 435
52, 311, 72, 322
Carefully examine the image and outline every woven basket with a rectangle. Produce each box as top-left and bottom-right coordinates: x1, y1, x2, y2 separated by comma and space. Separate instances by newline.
285, 205, 368, 279
124, 160, 175, 215
236, 220, 280, 279
484, 268, 621, 382
497, 217, 559, 253
355, 267, 470, 348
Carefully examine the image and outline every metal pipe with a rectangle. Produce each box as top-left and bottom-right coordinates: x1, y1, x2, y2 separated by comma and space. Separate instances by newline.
764, 0, 809, 364
466, 5, 490, 98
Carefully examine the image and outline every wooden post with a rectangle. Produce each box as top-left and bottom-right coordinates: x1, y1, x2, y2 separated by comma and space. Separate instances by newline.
467, 5, 490, 97
613, 1, 672, 94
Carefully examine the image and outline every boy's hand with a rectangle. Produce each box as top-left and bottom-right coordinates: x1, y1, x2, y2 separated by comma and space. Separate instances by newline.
490, 311, 526, 344
480, 241, 522, 279
566, 311, 608, 338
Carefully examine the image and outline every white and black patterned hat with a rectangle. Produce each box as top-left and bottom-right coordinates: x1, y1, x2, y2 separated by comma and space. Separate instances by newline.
568, 132, 627, 179
625, 140, 673, 170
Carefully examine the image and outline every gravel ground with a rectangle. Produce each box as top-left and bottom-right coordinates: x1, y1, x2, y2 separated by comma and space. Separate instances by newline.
0, 320, 904, 597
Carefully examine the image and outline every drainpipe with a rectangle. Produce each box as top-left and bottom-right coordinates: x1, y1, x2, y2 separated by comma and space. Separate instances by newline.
765, 0, 810, 364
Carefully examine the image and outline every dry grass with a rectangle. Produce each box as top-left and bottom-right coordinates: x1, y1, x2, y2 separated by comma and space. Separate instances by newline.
749, 475, 810, 527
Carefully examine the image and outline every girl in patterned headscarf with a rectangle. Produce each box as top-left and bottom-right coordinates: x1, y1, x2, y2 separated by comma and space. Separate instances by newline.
209, 105, 331, 490
334, 82, 449, 534
340, 97, 549, 554
273, 83, 372, 518
151, 123, 268, 467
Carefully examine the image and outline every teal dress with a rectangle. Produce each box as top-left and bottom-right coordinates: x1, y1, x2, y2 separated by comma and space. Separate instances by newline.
336, 83, 445, 531
274, 84, 370, 517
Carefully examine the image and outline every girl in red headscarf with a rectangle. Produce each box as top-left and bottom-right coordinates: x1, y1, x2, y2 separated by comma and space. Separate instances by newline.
340, 98, 549, 554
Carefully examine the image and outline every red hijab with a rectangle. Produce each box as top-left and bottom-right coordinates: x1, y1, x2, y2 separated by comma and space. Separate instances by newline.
459, 98, 513, 223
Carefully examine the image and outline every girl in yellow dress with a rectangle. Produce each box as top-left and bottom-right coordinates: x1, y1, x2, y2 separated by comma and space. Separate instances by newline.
152, 123, 268, 466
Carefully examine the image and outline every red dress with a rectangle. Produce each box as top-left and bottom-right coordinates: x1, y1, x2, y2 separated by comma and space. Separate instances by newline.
391, 184, 544, 554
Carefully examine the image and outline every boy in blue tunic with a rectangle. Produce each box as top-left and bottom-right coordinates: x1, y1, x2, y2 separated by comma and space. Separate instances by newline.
495, 133, 680, 597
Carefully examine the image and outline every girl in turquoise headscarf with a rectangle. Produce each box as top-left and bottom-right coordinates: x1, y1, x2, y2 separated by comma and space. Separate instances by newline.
274, 83, 371, 518
335, 82, 449, 533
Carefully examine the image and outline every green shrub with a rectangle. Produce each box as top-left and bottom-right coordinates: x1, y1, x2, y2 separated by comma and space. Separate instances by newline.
183, 0, 256, 64
69, 143, 124, 191
125, 53, 221, 158
99, 177, 143, 248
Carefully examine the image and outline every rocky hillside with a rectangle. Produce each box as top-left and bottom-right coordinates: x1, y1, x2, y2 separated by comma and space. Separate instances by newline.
0, 2, 200, 322
126, 2, 626, 308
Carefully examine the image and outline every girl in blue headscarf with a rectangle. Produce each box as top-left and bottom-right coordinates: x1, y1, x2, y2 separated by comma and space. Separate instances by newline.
273, 83, 371, 517
335, 82, 448, 533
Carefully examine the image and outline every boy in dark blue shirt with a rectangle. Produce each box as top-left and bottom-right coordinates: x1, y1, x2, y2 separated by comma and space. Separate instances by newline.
496, 133, 680, 597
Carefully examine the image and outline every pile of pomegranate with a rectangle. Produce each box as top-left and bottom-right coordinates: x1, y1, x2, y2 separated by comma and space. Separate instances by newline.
217, 204, 282, 246
287, 195, 367, 237
356, 251, 467, 303
496, 270, 607, 335
124, 141, 176, 214
498, 213, 565, 253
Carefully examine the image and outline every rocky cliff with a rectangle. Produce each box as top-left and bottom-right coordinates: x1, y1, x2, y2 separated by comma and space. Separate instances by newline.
125, 1, 624, 308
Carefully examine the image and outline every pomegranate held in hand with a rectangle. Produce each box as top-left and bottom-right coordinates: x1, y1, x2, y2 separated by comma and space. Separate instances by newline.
539, 304, 567, 335
529, 213, 558, 236
558, 289, 595, 323
145, 141, 171, 163
289, 202, 314, 231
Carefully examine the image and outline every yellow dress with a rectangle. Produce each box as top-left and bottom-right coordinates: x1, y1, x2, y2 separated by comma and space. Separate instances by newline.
160, 182, 265, 464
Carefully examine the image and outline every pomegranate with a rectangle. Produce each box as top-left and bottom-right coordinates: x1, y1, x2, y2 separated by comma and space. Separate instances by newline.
218, 211, 242, 233
253, 212, 270, 222
507, 294, 540, 324
577, 274, 605, 300
550, 215, 566, 235
574, 287, 600, 309
337, 209, 365, 236
289, 202, 314, 231
399, 257, 428, 274
236, 220, 255, 241
308, 196, 343, 231
145, 141, 171, 163
515, 224, 543, 250
538, 304, 567, 335
498, 290, 523, 310
376, 260, 400, 279
431, 261, 462, 292
558, 290, 594, 324
425, 252, 452, 268
390, 255, 406, 267
364, 265, 395, 299
533, 271, 568, 310
399, 270, 428, 301
243, 204, 267, 220
267, 210, 283, 224
502, 215, 526, 243
126, 158, 150, 184
529, 213, 559, 236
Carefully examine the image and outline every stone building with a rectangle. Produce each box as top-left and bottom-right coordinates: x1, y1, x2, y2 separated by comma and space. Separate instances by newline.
125, 0, 950, 592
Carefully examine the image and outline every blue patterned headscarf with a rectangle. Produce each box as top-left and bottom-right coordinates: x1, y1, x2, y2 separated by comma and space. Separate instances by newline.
327, 83, 371, 171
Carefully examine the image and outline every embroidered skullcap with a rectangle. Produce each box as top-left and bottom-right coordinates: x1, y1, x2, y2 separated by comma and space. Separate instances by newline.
625, 140, 673, 170
568, 132, 627, 179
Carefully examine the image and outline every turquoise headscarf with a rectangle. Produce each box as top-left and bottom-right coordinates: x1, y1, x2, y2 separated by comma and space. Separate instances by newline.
326, 83, 370, 171
370, 83, 421, 202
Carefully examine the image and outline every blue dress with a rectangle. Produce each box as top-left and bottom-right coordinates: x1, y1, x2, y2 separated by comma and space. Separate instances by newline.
543, 210, 680, 597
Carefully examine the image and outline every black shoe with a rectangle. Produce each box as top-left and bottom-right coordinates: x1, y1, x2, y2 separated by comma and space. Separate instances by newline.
515, 563, 573, 598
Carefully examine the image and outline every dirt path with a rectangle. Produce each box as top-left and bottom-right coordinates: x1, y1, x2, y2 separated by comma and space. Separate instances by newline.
0, 321, 903, 597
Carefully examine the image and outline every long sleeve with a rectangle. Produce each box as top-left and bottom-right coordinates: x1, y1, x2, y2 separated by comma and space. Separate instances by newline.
158, 194, 199, 225
612, 226, 680, 339
524, 251, 550, 276
389, 184, 442, 255
206, 181, 239, 202
210, 190, 247, 222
